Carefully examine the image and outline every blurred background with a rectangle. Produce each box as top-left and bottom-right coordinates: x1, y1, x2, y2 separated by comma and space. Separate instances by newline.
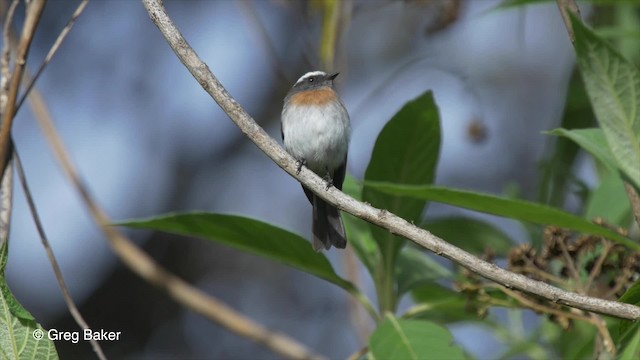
2, 0, 634, 358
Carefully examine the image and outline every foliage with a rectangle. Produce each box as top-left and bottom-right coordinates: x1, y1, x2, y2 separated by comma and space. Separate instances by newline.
0, 212, 58, 359
117, 7, 640, 360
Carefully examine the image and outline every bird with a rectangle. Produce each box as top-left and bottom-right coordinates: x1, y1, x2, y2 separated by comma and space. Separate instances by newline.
281, 71, 351, 251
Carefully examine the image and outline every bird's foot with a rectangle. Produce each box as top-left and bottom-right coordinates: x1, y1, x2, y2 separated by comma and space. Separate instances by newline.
295, 158, 306, 175
323, 172, 333, 190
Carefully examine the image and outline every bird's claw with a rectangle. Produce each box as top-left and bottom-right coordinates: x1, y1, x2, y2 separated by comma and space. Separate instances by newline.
323, 172, 333, 190
295, 159, 306, 175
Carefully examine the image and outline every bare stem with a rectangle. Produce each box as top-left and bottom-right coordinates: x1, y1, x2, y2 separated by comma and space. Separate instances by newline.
624, 182, 640, 229
555, 0, 581, 43
0, 0, 45, 181
13, 146, 107, 360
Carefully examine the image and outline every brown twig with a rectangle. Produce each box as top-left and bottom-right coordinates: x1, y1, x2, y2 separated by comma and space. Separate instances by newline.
0, 156, 11, 261
13, 147, 107, 360
499, 286, 614, 353
584, 240, 612, 292
346, 345, 368, 360
1, 0, 19, 109
141, 0, 640, 320
0, 0, 45, 183
509, 265, 568, 288
15, 0, 88, 113
27, 59, 324, 360
624, 182, 640, 228
555, 0, 581, 43
2, 1, 104, 357
557, 237, 584, 293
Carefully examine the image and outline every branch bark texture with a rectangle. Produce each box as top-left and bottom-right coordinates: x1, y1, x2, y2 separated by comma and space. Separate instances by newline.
0, 0, 45, 181
141, 0, 640, 321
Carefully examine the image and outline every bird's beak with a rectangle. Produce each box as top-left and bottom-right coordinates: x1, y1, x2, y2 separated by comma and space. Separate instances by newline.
328, 72, 339, 80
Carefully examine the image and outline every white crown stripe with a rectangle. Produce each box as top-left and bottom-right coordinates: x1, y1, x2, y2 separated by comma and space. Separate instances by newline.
295, 71, 327, 85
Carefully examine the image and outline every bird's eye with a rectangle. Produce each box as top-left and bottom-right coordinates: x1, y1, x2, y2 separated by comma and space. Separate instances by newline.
308, 77, 314, 83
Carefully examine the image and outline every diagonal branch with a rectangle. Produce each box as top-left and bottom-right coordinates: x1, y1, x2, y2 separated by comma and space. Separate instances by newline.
0, 0, 45, 181
13, 145, 107, 360
141, 0, 640, 321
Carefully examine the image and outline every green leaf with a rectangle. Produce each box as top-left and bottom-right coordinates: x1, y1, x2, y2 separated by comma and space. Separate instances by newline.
342, 176, 378, 276
424, 217, 514, 256
362, 91, 441, 256
619, 326, 640, 360
0, 279, 33, 321
619, 281, 640, 306
547, 128, 617, 173
584, 172, 631, 226
396, 246, 452, 295
409, 283, 478, 324
0, 277, 57, 359
572, 16, 640, 190
497, 0, 640, 9
364, 183, 638, 250
495, 0, 548, 9
117, 212, 356, 291
541, 317, 596, 360
617, 281, 640, 338
0, 189, 58, 359
538, 75, 595, 208
369, 314, 465, 360
0, 325, 57, 360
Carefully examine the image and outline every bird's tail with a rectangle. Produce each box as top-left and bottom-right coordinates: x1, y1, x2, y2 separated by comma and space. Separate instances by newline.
312, 194, 347, 251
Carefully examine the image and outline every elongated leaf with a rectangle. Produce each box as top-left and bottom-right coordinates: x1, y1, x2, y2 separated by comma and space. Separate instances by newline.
409, 283, 478, 324
617, 281, 640, 339
0, 304, 58, 360
365, 183, 638, 249
498, 0, 640, 10
342, 176, 378, 275
396, 246, 452, 295
424, 217, 514, 256
572, 16, 640, 189
585, 172, 631, 226
369, 314, 465, 360
0, 277, 57, 359
117, 213, 356, 290
620, 327, 640, 360
539, 75, 595, 208
547, 128, 617, 173
362, 91, 441, 256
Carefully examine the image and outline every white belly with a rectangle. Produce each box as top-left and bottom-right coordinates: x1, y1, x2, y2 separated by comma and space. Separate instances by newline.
282, 102, 350, 175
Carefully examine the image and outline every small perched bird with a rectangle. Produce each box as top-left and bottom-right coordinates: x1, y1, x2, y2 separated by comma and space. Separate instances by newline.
281, 71, 351, 251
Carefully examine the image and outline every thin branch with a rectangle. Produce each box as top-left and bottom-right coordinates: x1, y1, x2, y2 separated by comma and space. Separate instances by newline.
13, 146, 107, 360
0, 0, 45, 182
27, 64, 324, 360
555, 0, 581, 43
1, 0, 19, 109
624, 182, 640, 228
15, 0, 88, 113
346, 345, 368, 360
0, 0, 17, 303
509, 265, 569, 288
557, 236, 584, 293
499, 286, 614, 354
141, 0, 640, 320
584, 240, 611, 292
0, 155, 11, 259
